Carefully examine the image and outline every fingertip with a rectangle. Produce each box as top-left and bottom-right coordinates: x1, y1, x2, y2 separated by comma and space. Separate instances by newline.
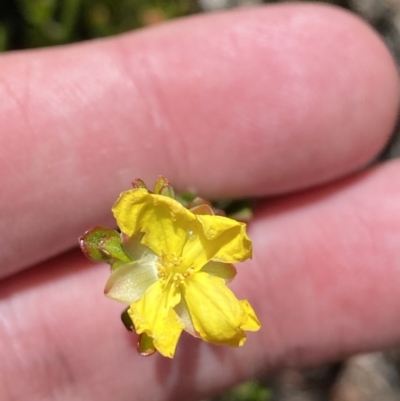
0, 3, 398, 279
161, 3, 400, 196
109, 3, 400, 196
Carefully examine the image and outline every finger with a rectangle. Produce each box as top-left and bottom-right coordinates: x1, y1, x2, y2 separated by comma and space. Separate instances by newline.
2, 160, 400, 401
0, 4, 398, 279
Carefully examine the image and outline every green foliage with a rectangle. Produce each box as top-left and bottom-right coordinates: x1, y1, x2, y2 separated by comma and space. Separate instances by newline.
0, 0, 199, 50
0, 22, 8, 51
213, 381, 271, 401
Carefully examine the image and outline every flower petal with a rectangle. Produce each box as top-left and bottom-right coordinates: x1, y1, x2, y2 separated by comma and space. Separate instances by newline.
104, 257, 158, 304
129, 281, 184, 358
197, 215, 252, 262
239, 300, 261, 331
184, 272, 258, 347
112, 189, 195, 256
182, 215, 252, 270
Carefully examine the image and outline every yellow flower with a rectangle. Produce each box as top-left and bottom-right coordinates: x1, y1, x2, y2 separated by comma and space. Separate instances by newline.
104, 188, 261, 358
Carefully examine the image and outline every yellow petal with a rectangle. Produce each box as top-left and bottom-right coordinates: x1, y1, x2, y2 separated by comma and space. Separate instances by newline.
112, 189, 195, 256
239, 300, 261, 331
104, 257, 158, 304
128, 281, 184, 358
182, 215, 252, 270
198, 215, 252, 262
112, 189, 148, 237
183, 272, 257, 347
179, 222, 209, 270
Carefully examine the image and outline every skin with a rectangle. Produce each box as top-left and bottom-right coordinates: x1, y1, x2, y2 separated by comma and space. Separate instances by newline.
0, 3, 399, 401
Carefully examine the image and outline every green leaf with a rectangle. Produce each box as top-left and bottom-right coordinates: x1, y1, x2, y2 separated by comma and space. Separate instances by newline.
214, 381, 271, 401
228, 207, 253, 223
176, 192, 196, 206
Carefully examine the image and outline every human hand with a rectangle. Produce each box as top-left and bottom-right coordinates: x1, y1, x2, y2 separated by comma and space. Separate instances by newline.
0, 3, 399, 401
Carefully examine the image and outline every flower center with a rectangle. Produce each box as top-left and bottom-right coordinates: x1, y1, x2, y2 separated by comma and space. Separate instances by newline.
157, 253, 193, 287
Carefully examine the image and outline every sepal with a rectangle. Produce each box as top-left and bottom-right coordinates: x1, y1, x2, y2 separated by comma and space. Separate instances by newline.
79, 227, 123, 264
99, 234, 131, 271
154, 176, 169, 193
131, 178, 147, 189
154, 176, 175, 199
137, 332, 157, 357
121, 307, 135, 331
122, 308, 157, 356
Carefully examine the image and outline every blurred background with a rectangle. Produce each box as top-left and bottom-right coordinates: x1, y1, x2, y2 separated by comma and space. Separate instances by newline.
0, 1, 399, 400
